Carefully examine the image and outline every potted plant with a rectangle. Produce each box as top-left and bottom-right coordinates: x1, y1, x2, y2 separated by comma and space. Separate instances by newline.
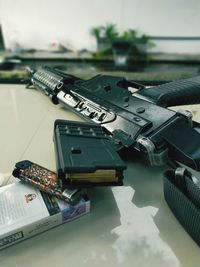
90, 23, 154, 69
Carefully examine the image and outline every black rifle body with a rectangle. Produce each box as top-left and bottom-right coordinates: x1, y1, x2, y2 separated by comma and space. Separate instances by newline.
27, 66, 200, 171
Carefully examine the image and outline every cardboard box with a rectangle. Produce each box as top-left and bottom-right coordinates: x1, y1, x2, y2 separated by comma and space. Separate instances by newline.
0, 182, 90, 249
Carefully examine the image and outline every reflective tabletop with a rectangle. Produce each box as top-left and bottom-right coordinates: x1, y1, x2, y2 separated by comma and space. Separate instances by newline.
0, 84, 200, 267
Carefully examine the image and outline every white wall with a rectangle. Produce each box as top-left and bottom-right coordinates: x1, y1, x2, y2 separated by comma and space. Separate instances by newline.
0, 0, 200, 53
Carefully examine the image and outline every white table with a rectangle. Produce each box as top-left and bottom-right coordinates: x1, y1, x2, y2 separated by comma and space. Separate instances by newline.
0, 84, 200, 267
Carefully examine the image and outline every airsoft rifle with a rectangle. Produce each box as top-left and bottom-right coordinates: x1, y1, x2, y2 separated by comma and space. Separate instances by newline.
24, 66, 200, 245
26, 66, 200, 171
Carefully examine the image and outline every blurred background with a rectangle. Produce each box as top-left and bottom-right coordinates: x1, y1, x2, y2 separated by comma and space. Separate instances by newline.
0, 0, 200, 84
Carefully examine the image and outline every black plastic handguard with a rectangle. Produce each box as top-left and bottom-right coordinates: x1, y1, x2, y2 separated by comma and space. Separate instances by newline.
27, 66, 200, 171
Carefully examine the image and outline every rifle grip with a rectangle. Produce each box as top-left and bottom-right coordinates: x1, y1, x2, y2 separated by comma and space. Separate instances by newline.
138, 76, 200, 107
